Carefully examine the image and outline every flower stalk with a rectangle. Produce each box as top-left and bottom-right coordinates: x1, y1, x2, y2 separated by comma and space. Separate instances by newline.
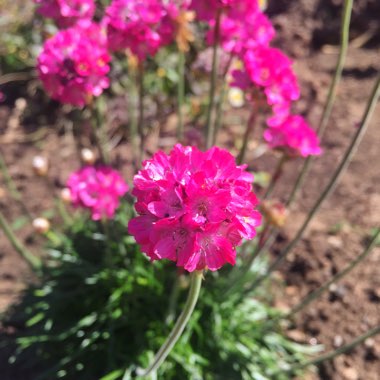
138, 63, 145, 162
135, 271, 203, 378
263, 153, 287, 200
0, 209, 42, 271
177, 51, 186, 141
244, 72, 380, 295
287, 227, 380, 317
286, 0, 353, 205
237, 105, 257, 165
205, 10, 222, 149
286, 325, 380, 373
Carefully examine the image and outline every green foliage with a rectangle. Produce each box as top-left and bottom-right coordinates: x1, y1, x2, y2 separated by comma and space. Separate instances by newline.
3, 203, 314, 379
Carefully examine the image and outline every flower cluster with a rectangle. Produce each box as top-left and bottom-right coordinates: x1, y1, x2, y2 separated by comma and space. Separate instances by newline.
190, 0, 321, 157
66, 166, 129, 221
37, 22, 111, 106
34, 0, 95, 28
104, 0, 184, 60
264, 115, 322, 157
128, 144, 261, 272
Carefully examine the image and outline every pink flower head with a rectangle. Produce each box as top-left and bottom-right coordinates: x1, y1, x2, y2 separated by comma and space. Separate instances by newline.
128, 144, 261, 272
264, 115, 322, 157
208, 6, 275, 55
67, 166, 129, 220
231, 46, 300, 114
190, 0, 258, 22
104, 0, 183, 60
34, 0, 95, 27
37, 22, 111, 106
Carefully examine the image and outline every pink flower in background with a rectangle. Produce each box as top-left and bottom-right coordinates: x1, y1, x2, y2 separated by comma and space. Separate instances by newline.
37, 22, 110, 106
208, 8, 275, 55
231, 46, 300, 121
104, 0, 183, 60
128, 144, 261, 272
67, 166, 129, 221
264, 115, 322, 157
190, 0, 258, 22
34, 0, 95, 27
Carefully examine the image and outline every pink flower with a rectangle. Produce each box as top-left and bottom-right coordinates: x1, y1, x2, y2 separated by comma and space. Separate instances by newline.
128, 144, 261, 272
104, 0, 183, 60
231, 46, 300, 117
67, 166, 129, 220
208, 8, 275, 55
264, 115, 322, 157
190, 0, 258, 22
34, 0, 95, 28
37, 22, 111, 106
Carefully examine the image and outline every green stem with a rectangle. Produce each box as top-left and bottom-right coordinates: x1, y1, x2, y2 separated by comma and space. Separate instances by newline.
212, 53, 234, 146
128, 70, 139, 168
205, 10, 222, 149
177, 51, 186, 141
286, 0, 353, 205
287, 227, 380, 317
237, 106, 257, 165
0, 209, 41, 271
287, 325, 380, 373
92, 98, 110, 164
0, 150, 33, 220
244, 73, 380, 295
165, 275, 181, 325
138, 63, 145, 163
263, 154, 287, 200
135, 271, 203, 378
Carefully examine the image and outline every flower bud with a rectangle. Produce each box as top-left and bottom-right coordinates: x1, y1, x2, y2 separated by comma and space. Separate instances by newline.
228, 87, 245, 108
81, 148, 96, 165
261, 200, 287, 228
32, 218, 50, 234
60, 188, 72, 204
32, 155, 49, 176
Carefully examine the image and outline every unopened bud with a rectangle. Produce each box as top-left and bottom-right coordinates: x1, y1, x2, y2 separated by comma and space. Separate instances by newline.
228, 87, 245, 108
60, 188, 72, 203
81, 148, 96, 165
261, 200, 287, 228
32, 218, 50, 234
32, 155, 49, 176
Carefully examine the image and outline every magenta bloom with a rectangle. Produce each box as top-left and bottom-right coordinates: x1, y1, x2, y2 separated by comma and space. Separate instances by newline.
207, 6, 275, 55
34, 0, 95, 27
190, 0, 258, 22
37, 22, 110, 106
264, 115, 322, 157
67, 166, 129, 221
104, 0, 180, 60
128, 145, 261, 272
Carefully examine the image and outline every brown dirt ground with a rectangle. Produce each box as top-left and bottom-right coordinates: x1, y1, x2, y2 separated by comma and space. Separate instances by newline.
1, 0, 380, 379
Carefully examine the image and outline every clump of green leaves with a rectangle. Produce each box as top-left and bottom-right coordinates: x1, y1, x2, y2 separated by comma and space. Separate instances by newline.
3, 203, 316, 380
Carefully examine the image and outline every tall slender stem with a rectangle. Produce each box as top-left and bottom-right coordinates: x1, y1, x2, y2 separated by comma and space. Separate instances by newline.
287, 227, 379, 317
134, 271, 203, 378
263, 154, 287, 200
205, 11, 222, 149
0, 150, 33, 220
138, 63, 145, 162
287, 325, 380, 372
237, 106, 257, 165
243, 73, 380, 295
91, 98, 110, 164
177, 51, 186, 141
286, 0, 353, 205
0, 209, 41, 271
212, 54, 234, 146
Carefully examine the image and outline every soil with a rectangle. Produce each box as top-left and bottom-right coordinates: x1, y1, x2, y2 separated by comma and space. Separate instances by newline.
1, 1, 380, 379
